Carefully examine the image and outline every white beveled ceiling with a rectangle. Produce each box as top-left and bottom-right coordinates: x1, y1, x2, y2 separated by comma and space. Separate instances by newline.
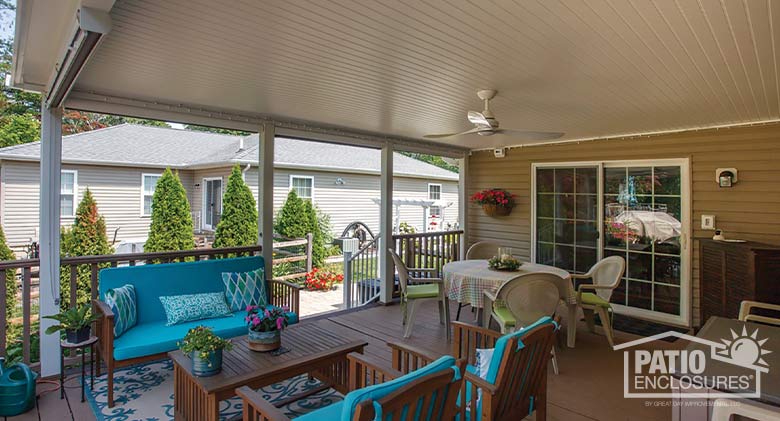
64, 0, 780, 149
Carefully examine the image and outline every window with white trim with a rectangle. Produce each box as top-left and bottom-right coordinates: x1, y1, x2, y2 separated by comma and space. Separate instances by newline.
60, 170, 77, 217
428, 183, 442, 218
290, 175, 314, 200
142, 173, 162, 216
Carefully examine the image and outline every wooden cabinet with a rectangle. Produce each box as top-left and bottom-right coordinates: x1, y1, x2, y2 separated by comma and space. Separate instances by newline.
699, 239, 780, 323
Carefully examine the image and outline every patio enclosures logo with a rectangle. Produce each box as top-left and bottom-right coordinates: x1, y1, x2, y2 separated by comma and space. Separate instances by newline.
616, 328, 771, 399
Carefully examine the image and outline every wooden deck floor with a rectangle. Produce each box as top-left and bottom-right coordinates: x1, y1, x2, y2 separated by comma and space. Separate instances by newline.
11, 302, 674, 421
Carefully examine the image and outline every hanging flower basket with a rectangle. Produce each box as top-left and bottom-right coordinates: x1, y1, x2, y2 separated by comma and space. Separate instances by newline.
471, 188, 517, 217
482, 204, 513, 216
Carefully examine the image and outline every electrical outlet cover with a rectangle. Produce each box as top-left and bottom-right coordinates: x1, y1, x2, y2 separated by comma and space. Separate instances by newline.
701, 215, 715, 230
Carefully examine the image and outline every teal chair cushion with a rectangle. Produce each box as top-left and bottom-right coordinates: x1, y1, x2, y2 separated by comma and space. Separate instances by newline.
112, 308, 298, 361
295, 401, 344, 420
484, 316, 556, 384
340, 355, 459, 421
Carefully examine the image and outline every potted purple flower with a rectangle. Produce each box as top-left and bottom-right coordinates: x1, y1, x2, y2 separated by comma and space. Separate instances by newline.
245, 305, 291, 352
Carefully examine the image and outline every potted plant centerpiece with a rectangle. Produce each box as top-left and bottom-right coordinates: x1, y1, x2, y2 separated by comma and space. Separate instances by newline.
246, 305, 291, 352
470, 188, 517, 216
43, 304, 99, 344
178, 326, 232, 377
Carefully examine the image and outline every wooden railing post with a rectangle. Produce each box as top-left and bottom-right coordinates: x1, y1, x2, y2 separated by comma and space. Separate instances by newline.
305, 233, 313, 272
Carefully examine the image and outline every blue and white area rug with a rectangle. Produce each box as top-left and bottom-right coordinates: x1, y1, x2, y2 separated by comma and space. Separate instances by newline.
85, 359, 343, 421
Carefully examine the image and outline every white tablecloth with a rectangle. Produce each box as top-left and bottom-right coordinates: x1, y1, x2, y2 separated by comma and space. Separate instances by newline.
442, 259, 574, 308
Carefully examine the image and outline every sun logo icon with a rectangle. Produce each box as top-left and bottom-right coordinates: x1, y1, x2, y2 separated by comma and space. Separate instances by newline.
716, 326, 772, 369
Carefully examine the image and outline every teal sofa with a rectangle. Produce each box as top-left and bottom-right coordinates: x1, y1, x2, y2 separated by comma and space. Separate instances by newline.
93, 256, 301, 407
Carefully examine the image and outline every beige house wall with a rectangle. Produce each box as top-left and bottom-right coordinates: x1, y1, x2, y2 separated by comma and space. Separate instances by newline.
466, 123, 780, 326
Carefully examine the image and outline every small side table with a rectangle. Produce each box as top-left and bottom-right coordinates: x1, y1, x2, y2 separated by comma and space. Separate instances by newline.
60, 336, 98, 403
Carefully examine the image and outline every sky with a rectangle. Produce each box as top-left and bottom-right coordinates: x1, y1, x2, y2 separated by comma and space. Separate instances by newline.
0, 1, 14, 40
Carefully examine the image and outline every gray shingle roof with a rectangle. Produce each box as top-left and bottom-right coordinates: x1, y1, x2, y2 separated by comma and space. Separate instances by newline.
0, 124, 457, 180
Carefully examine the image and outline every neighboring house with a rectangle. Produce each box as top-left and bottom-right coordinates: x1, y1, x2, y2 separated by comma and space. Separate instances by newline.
0, 124, 459, 251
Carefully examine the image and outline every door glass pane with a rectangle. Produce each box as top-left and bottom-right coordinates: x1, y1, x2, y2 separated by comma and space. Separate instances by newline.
603, 165, 683, 315
536, 166, 598, 274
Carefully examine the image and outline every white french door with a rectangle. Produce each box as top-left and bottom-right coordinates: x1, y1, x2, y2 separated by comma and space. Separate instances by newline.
532, 159, 691, 326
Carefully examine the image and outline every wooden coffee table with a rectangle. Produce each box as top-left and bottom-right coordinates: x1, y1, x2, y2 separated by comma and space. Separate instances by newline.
169, 320, 368, 421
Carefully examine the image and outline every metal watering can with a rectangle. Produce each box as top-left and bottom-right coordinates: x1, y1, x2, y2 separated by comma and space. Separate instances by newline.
0, 357, 38, 416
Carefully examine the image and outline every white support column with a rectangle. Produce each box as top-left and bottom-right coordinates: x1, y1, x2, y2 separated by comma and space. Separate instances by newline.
379, 143, 394, 304
39, 104, 62, 377
258, 123, 275, 274
458, 156, 469, 259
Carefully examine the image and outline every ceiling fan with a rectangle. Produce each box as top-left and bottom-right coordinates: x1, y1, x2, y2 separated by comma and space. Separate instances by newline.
424, 90, 565, 140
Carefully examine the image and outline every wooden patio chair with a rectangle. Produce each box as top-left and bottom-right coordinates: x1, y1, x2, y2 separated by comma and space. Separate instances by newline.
236, 352, 466, 421
570, 255, 625, 347
389, 316, 561, 421
738, 300, 780, 326
388, 248, 451, 340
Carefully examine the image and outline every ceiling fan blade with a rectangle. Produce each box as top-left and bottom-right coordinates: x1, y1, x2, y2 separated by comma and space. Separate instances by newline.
424, 127, 481, 139
467, 111, 490, 126
494, 129, 565, 140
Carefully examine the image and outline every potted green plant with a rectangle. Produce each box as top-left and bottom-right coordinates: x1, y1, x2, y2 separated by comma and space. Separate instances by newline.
470, 188, 517, 216
178, 326, 233, 377
43, 304, 99, 344
246, 305, 291, 352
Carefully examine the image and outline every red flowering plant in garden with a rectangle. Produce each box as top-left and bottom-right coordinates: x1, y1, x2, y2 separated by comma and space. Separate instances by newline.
304, 268, 344, 291
470, 188, 517, 208
245, 305, 290, 332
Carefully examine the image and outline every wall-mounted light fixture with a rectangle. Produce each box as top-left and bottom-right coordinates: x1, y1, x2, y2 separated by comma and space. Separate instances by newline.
335, 178, 346, 185
715, 168, 738, 188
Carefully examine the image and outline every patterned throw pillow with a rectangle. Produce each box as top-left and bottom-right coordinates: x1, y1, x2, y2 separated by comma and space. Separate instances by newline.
158, 292, 232, 326
222, 268, 267, 312
104, 284, 137, 338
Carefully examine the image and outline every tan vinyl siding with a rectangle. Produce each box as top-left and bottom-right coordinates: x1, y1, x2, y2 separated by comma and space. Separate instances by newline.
466, 123, 780, 326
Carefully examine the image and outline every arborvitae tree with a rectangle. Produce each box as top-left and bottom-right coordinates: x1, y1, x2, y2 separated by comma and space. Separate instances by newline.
274, 190, 309, 239
0, 226, 16, 321
213, 165, 258, 248
60, 189, 112, 309
143, 168, 195, 253
303, 200, 326, 268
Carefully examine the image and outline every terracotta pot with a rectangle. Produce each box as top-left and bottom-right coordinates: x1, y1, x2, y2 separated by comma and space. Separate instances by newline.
482, 204, 512, 216
248, 329, 281, 352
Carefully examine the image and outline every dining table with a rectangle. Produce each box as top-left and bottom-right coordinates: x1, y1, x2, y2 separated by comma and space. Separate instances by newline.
442, 259, 578, 348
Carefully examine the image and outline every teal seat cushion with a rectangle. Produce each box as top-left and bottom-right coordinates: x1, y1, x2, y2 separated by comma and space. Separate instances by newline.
295, 401, 344, 420
104, 284, 137, 338
222, 268, 267, 312
485, 316, 557, 384
112, 311, 246, 360
340, 356, 458, 421
112, 309, 299, 361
